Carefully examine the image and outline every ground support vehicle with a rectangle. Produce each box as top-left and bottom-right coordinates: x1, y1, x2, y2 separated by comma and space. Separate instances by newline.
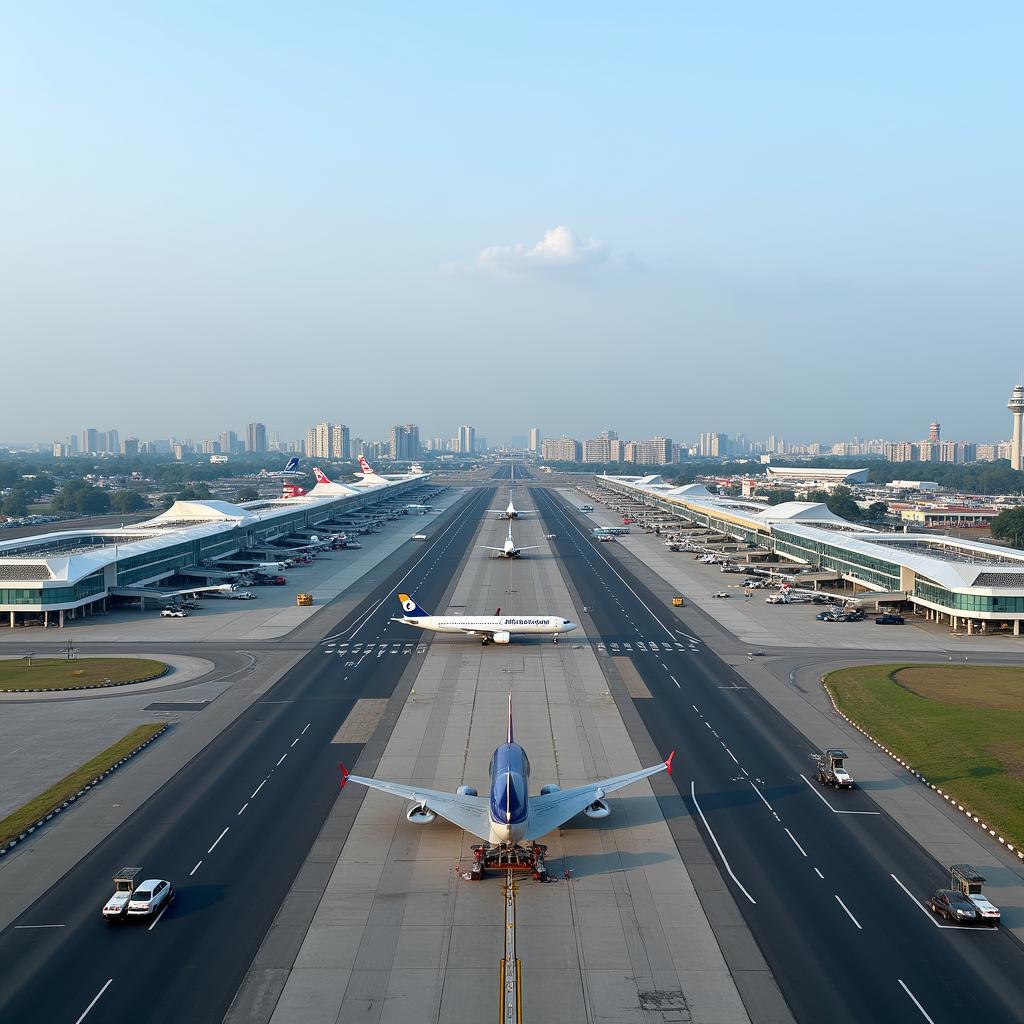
296, 593, 313, 606
469, 843, 549, 882
951, 865, 1001, 926
102, 867, 142, 920
815, 748, 854, 788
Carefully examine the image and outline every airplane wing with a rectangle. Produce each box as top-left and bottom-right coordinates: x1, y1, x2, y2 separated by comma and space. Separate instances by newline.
480, 545, 506, 552
342, 771, 492, 840
524, 753, 674, 841
516, 545, 543, 552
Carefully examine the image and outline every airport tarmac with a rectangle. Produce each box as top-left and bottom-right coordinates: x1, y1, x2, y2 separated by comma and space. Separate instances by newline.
0, 497, 460, 644
241, 488, 756, 1024
567, 489, 1020, 653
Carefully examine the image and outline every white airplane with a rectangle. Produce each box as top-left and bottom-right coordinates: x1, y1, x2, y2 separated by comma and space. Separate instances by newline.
340, 693, 674, 847
390, 593, 576, 645
488, 461, 532, 519
353, 455, 391, 489
481, 522, 541, 559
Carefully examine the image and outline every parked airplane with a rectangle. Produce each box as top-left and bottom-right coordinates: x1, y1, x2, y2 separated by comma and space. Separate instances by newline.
354, 455, 391, 489
481, 523, 540, 559
390, 594, 576, 645
340, 693, 674, 846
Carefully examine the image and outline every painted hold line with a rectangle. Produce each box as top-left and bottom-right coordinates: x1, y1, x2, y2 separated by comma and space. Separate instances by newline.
74, 978, 113, 1024
690, 781, 756, 905
208, 827, 229, 853
785, 828, 807, 857
835, 894, 862, 930
799, 774, 880, 814
898, 980, 937, 1024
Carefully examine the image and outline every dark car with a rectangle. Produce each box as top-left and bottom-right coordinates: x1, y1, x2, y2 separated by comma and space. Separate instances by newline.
816, 610, 839, 621
842, 609, 865, 622
927, 889, 977, 924
875, 614, 905, 625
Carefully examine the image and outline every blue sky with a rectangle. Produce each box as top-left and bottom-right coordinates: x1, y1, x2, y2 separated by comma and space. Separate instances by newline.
2, 3, 1022, 445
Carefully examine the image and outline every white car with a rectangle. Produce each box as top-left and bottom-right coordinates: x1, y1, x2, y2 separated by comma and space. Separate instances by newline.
126, 879, 174, 918
411, 534, 427, 541
160, 609, 187, 618
966, 892, 1001, 926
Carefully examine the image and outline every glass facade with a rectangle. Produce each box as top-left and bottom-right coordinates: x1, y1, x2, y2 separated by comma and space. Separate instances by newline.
915, 581, 1024, 615
0, 571, 105, 607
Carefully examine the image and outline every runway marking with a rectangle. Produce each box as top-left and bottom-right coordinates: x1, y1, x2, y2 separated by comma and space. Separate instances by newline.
690, 781, 756, 905
251, 780, 266, 798
190, 860, 202, 876
301, 723, 310, 734
725, 747, 738, 764
670, 675, 680, 688
898, 980, 936, 1023
238, 802, 248, 816
749, 778, 770, 811
74, 978, 113, 1024
814, 867, 824, 879
13, 924, 65, 929
834, 894, 862, 930
291, 737, 299, 747
784, 828, 807, 857
208, 827, 229, 853
276, 753, 288, 766
888, 874, 996, 931
799, 774, 880, 814
148, 904, 169, 931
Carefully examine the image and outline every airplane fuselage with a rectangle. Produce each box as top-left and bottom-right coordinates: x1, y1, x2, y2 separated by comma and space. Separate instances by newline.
488, 741, 530, 844
395, 614, 573, 637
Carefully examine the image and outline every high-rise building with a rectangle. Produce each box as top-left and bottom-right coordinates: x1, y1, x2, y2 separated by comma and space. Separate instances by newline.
937, 441, 959, 464
246, 422, 267, 453
976, 444, 998, 462
528, 428, 542, 453
332, 423, 351, 460
455, 425, 476, 454
583, 437, 613, 462
120, 437, 139, 457
929, 422, 941, 443
306, 422, 332, 459
65, 434, 79, 455
81, 428, 99, 454
634, 437, 673, 464
1009, 386, 1024, 471
52, 441, 67, 457
541, 437, 581, 462
998, 440, 1016, 461
220, 430, 239, 455
698, 432, 729, 458
105, 429, 119, 454
390, 424, 420, 460
915, 442, 934, 462
884, 442, 916, 462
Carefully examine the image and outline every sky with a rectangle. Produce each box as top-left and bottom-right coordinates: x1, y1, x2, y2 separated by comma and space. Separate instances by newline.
2, 3, 1022, 446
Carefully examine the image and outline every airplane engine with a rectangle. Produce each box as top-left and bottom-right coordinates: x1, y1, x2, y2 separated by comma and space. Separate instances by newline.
583, 798, 611, 820
456, 785, 478, 797
539, 784, 561, 795
406, 803, 436, 825
492, 632, 511, 645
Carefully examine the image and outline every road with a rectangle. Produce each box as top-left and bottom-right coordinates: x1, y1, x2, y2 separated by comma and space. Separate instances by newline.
534, 486, 1024, 1024
0, 487, 493, 1024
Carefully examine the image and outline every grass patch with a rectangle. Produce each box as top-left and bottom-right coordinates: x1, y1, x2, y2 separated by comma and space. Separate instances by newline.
825, 664, 1024, 845
0, 657, 167, 690
0, 723, 165, 848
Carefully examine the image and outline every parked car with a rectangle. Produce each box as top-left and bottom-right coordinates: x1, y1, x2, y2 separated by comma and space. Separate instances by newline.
816, 611, 839, 621
875, 614, 905, 625
927, 889, 977, 924
160, 609, 187, 618
712, 591, 730, 599
126, 879, 174, 918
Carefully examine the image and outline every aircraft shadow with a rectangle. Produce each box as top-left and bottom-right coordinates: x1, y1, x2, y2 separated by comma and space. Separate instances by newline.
553, 849, 673, 879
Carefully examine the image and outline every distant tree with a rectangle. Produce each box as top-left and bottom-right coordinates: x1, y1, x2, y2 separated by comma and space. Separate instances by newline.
991, 508, 1024, 547
53, 480, 110, 515
824, 486, 862, 521
110, 491, 147, 514
765, 489, 797, 506
233, 487, 259, 502
79, 488, 111, 514
1, 491, 29, 517
177, 483, 213, 501
865, 501, 890, 522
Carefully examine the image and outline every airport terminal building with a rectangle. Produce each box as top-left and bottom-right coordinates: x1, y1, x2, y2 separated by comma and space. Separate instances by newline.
597, 474, 1024, 635
0, 473, 429, 627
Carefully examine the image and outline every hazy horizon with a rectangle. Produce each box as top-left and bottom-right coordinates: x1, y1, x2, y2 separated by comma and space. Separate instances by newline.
3, 4, 1022, 444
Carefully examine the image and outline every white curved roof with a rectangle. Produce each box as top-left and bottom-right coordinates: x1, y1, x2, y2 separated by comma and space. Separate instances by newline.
754, 502, 849, 523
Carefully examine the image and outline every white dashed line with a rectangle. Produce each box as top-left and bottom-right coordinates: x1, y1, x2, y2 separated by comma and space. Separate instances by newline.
251, 781, 266, 798
148, 904, 169, 931
238, 803, 248, 816
834, 894, 862, 930
814, 867, 824, 879
725, 748, 739, 764
784, 828, 807, 857
898, 980, 936, 1023
276, 753, 287, 767
690, 781, 756, 905
750, 781, 773, 812
189, 860, 202, 876
291, 737, 299, 747
670, 675, 680, 688
74, 978, 113, 1024
208, 827, 229, 853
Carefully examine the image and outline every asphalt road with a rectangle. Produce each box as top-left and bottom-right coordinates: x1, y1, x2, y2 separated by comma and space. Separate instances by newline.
0, 487, 493, 1024
534, 487, 1024, 1024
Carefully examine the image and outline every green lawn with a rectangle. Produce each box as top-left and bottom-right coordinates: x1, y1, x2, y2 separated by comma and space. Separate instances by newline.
0, 657, 167, 690
0, 724, 165, 848
825, 664, 1024, 846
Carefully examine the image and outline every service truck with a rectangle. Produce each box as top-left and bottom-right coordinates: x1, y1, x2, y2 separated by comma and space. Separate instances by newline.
102, 867, 142, 920
950, 864, 1001, 926
815, 748, 854, 788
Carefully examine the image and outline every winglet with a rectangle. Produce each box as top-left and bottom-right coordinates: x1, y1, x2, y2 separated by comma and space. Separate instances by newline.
507, 690, 514, 745
338, 762, 349, 789
664, 751, 676, 775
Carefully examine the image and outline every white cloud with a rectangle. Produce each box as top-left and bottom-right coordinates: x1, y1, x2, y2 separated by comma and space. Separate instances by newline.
477, 225, 609, 276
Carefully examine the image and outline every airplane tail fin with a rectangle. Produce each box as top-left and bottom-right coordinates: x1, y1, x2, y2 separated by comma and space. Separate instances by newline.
313, 467, 331, 484
397, 593, 430, 617
507, 690, 514, 745
283, 456, 299, 473
358, 455, 378, 476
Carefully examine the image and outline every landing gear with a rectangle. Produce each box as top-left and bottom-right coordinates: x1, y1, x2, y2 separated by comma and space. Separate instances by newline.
480, 637, 490, 647
468, 843, 549, 881
553, 636, 559, 644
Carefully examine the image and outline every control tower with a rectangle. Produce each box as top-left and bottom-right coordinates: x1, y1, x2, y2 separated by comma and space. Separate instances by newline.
1010, 386, 1024, 471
